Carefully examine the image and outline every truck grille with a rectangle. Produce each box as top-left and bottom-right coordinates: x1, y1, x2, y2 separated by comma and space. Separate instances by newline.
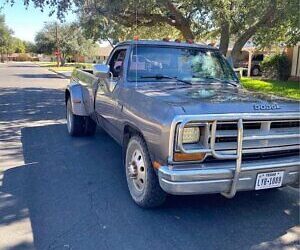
211, 119, 300, 157
204, 149, 299, 163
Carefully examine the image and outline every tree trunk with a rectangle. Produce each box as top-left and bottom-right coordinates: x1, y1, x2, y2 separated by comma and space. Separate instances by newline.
231, 1, 277, 64
219, 21, 230, 56
160, 0, 194, 40
177, 22, 194, 40
231, 38, 249, 65
60, 54, 65, 66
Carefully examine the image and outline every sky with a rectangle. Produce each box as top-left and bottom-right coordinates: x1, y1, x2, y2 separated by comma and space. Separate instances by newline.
0, 0, 76, 42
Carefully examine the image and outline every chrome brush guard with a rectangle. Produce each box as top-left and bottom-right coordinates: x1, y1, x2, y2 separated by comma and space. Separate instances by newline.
171, 112, 300, 198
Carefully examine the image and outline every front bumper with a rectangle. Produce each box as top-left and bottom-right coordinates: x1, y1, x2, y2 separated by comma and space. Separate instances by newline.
158, 156, 300, 195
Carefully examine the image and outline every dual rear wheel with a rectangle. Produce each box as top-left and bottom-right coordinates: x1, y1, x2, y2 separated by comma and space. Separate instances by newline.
66, 98, 96, 136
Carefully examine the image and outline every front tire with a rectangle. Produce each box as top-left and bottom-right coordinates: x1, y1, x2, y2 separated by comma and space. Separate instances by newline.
289, 180, 300, 188
125, 136, 166, 208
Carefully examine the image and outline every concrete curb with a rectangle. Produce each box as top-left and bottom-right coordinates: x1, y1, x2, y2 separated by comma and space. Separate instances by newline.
48, 68, 71, 79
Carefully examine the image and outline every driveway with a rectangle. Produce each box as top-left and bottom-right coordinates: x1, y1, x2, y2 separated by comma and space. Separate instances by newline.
0, 62, 299, 250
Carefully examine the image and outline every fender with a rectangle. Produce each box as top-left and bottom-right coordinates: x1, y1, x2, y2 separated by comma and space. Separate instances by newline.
66, 83, 88, 116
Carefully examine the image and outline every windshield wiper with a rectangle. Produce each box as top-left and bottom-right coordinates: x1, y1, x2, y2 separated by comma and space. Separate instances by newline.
200, 76, 238, 87
140, 75, 192, 85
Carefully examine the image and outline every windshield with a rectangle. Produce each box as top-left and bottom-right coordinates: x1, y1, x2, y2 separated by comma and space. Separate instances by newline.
127, 46, 238, 83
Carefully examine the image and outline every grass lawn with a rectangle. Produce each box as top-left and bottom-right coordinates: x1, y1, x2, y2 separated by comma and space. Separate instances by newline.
36, 62, 93, 72
241, 77, 300, 100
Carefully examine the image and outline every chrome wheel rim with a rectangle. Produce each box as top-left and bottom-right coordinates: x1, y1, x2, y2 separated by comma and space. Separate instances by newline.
67, 106, 72, 133
128, 149, 146, 191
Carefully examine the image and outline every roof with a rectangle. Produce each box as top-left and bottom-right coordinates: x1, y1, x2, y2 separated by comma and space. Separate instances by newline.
116, 40, 217, 50
7, 53, 20, 57
96, 45, 113, 57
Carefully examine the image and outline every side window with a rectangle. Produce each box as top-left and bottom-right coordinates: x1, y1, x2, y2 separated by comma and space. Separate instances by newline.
109, 49, 127, 78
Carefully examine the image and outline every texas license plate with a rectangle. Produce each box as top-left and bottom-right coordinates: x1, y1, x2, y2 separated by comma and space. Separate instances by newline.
255, 171, 284, 190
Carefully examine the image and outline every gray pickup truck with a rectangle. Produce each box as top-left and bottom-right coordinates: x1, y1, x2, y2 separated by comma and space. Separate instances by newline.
65, 40, 299, 208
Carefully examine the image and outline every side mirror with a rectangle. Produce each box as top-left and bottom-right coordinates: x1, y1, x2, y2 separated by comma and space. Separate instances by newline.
93, 64, 110, 78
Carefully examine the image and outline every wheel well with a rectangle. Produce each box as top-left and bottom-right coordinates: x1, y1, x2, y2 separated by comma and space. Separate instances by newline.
123, 125, 145, 163
252, 65, 260, 70
65, 89, 70, 104
123, 125, 143, 147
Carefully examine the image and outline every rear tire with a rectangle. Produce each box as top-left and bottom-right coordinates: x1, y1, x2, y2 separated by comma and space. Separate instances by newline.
125, 135, 166, 208
66, 98, 96, 136
84, 116, 97, 136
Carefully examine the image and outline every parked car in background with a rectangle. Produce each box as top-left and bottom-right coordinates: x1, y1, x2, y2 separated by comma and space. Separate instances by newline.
65, 40, 300, 208
234, 52, 264, 76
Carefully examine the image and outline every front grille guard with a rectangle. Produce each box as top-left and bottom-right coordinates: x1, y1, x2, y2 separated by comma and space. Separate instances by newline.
173, 113, 300, 198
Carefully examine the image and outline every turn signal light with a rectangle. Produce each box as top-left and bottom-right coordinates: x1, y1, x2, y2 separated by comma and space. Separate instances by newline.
174, 152, 206, 162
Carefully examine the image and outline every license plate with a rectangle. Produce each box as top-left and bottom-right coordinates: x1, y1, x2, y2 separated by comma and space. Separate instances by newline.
255, 171, 284, 190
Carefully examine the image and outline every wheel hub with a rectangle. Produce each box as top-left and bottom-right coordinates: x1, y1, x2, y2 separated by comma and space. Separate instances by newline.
128, 161, 138, 179
128, 149, 146, 191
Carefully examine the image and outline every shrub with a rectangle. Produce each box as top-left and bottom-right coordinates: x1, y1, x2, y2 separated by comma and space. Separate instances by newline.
260, 53, 291, 81
74, 64, 86, 69
15, 53, 31, 62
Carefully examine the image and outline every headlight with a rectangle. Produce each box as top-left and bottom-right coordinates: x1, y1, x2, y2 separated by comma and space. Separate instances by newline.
182, 127, 200, 144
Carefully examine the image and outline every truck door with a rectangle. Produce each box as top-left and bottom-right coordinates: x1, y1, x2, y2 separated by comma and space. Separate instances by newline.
95, 47, 127, 142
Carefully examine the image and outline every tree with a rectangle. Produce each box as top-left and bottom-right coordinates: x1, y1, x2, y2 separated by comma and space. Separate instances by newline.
35, 22, 99, 65
252, 0, 300, 49
11, 37, 26, 53
24, 41, 38, 53
78, 0, 206, 41
80, 14, 182, 44
11, 0, 300, 63
212, 0, 300, 61
4, 0, 210, 42
0, 15, 13, 61
0, 14, 34, 61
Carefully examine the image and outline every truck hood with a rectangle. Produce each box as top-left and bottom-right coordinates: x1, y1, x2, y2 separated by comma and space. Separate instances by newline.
136, 83, 300, 115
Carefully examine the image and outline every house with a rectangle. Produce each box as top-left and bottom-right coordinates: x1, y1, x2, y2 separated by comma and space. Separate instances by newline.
98, 43, 113, 62
84, 43, 113, 63
7, 53, 19, 61
72, 42, 113, 63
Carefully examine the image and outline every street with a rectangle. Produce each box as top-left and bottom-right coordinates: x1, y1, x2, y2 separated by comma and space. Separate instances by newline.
0, 62, 299, 250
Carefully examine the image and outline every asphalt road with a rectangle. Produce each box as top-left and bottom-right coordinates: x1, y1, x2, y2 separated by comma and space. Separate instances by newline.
0, 62, 299, 250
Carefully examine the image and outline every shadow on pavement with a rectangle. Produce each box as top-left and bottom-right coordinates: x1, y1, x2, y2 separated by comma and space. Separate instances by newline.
0, 87, 299, 250
4, 242, 34, 250
15, 74, 63, 79
0, 87, 65, 168
0, 87, 65, 123
8, 65, 38, 68
1, 123, 299, 250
